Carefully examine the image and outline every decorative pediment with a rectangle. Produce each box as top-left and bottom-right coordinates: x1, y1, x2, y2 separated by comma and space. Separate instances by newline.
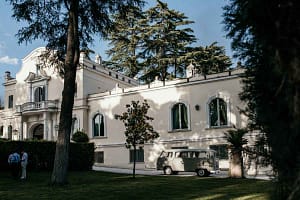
24, 72, 51, 83
24, 72, 36, 82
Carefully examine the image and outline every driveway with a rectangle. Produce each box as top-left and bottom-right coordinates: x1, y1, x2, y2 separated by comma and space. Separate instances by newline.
93, 166, 162, 176
93, 166, 227, 177
92, 166, 272, 180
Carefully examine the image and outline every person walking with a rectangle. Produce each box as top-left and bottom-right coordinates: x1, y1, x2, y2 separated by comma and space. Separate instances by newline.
8, 151, 20, 179
20, 149, 28, 180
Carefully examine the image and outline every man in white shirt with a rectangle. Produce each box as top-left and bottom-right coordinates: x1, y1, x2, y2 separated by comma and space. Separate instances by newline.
20, 149, 28, 180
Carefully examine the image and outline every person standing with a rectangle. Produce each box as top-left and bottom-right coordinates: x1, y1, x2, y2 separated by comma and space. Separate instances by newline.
20, 149, 28, 180
8, 151, 20, 179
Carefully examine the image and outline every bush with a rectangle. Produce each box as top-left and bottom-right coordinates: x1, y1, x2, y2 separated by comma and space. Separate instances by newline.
71, 131, 89, 143
69, 142, 94, 170
0, 141, 94, 171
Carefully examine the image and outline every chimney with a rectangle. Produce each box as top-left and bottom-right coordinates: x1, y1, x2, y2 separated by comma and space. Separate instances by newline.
80, 51, 87, 59
186, 63, 195, 78
4, 71, 11, 81
95, 54, 102, 65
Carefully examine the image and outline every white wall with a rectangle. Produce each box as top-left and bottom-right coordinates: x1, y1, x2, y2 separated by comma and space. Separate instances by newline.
89, 73, 245, 169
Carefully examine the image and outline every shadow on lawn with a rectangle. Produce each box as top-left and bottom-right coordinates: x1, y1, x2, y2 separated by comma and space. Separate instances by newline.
0, 171, 272, 200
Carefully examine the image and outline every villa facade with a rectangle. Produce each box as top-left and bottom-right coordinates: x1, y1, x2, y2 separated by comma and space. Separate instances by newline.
0, 47, 259, 173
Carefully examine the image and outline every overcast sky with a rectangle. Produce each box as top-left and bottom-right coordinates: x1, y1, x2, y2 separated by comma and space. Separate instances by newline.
0, 0, 233, 98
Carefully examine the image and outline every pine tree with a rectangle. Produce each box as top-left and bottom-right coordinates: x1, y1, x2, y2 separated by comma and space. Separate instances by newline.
106, 6, 146, 78
140, 0, 196, 82
186, 42, 232, 78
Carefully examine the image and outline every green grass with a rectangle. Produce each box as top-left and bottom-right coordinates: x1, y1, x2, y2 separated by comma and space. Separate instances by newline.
0, 171, 273, 200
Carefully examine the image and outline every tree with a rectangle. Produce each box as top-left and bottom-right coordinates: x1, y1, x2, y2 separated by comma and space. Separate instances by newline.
116, 100, 159, 178
8, 0, 145, 185
106, 6, 146, 78
224, 129, 248, 178
140, 0, 196, 82
223, 0, 300, 199
186, 42, 232, 78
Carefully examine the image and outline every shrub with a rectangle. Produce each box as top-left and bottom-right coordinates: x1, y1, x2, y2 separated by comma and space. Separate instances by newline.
0, 141, 94, 171
69, 142, 94, 170
72, 131, 89, 143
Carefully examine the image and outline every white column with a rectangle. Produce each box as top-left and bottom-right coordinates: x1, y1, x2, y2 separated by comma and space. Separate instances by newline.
28, 84, 32, 102
43, 112, 48, 140
45, 81, 48, 100
23, 122, 28, 139
48, 118, 53, 141
20, 116, 23, 140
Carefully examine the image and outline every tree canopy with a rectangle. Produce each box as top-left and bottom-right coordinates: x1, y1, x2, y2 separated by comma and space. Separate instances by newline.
186, 42, 232, 77
105, 6, 145, 78
140, 0, 196, 82
106, 0, 232, 82
8, 0, 145, 185
223, 0, 300, 199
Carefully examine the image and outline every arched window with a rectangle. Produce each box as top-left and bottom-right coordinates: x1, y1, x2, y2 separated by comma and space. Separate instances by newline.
209, 98, 228, 127
33, 124, 44, 140
8, 125, 12, 140
171, 103, 188, 130
34, 87, 45, 102
71, 117, 79, 135
0, 126, 3, 137
93, 113, 105, 137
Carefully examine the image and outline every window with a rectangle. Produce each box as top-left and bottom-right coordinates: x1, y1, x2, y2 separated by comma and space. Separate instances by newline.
74, 83, 77, 97
8, 125, 12, 140
71, 117, 79, 135
130, 148, 144, 163
93, 113, 105, 137
34, 87, 45, 102
209, 98, 228, 127
8, 95, 13, 108
94, 151, 104, 163
0, 126, 3, 137
210, 144, 228, 159
171, 103, 188, 130
33, 124, 43, 140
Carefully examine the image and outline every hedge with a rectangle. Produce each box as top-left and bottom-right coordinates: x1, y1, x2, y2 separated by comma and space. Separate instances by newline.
0, 140, 94, 171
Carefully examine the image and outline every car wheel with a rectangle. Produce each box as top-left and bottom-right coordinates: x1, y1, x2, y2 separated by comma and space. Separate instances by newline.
164, 167, 173, 175
196, 169, 206, 177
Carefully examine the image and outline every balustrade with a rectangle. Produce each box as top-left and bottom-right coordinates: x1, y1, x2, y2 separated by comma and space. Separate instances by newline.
16, 100, 58, 113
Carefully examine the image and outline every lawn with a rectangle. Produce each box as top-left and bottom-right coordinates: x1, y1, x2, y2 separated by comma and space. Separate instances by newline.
0, 170, 273, 200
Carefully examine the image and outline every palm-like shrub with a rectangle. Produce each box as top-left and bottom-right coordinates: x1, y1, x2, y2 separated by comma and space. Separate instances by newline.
224, 128, 248, 178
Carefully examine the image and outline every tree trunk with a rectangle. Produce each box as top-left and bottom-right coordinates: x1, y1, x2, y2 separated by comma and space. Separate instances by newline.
51, 0, 79, 185
133, 145, 136, 179
286, 53, 300, 200
229, 150, 244, 178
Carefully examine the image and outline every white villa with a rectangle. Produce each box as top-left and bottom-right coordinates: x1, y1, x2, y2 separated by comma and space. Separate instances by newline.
0, 47, 260, 173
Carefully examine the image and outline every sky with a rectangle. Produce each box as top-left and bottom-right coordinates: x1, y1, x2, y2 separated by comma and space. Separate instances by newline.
0, 0, 233, 98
